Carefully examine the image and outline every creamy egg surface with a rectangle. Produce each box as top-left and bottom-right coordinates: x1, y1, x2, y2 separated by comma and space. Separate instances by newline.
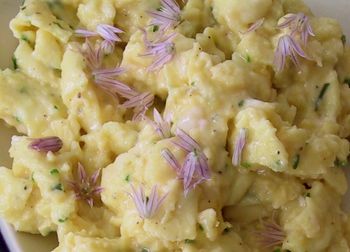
1, 0, 350, 251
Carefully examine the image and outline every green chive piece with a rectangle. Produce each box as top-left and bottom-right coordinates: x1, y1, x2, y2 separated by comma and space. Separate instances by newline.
292, 154, 300, 169
50, 169, 59, 175
199, 224, 204, 231
54, 105, 59, 110
58, 217, 67, 223
190, 81, 195, 86
273, 248, 281, 252
306, 192, 311, 197
238, 100, 245, 107
315, 83, 330, 111
152, 25, 159, 32
344, 78, 350, 87
334, 158, 348, 168
241, 162, 251, 169
222, 227, 231, 234
20, 34, 30, 43
125, 174, 130, 182
15, 116, 21, 123
341, 34, 347, 45
12, 56, 18, 70
52, 183, 63, 191
141, 248, 150, 252
184, 239, 195, 244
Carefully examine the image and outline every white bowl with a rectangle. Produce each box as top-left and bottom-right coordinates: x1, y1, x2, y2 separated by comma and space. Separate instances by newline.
0, 0, 349, 251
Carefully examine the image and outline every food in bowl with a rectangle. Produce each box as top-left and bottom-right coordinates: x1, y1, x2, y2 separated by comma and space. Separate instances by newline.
0, 0, 350, 251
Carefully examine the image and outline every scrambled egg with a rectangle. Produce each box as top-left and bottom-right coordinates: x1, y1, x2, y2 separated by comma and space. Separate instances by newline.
1, 0, 350, 251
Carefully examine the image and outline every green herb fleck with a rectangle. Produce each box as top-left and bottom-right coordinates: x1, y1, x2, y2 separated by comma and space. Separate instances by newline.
292, 154, 300, 169
241, 162, 251, 169
12, 56, 18, 70
141, 248, 150, 252
53, 105, 59, 110
20, 34, 30, 43
334, 158, 348, 168
341, 35, 347, 45
184, 239, 195, 244
20, 6, 26, 10
238, 100, 244, 107
275, 160, 283, 167
15, 116, 21, 123
273, 249, 281, 252
199, 224, 204, 231
58, 217, 67, 223
222, 227, 232, 234
245, 54, 251, 63
152, 25, 159, 32
52, 183, 63, 191
315, 83, 330, 111
50, 169, 59, 175
305, 192, 311, 197
24, 185, 28, 190
190, 81, 195, 86
53, 21, 64, 29
344, 78, 350, 87
125, 174, 130, 182
19, 87, 28, 94
31, 173, 35, 182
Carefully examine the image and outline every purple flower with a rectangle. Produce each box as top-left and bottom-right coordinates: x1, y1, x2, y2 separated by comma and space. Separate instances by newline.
81, 39, 103, 71
148, 0, 181, 31
161, 148, 182, 175
128, 184, 167, 219
68, 163, 103, 208
241, 18, 265, 34
150, 108, 171, 138
278, 13, 315, 45
140, 29, 176, 71
232, 128, 247, 166
122, 92, 155, 121
92, 67, 139, 99
255, 219, 286, 248
76, 24, 124, 54
162, 129, 210, 196
29, 136, 63, 153
274, 34, 309, 72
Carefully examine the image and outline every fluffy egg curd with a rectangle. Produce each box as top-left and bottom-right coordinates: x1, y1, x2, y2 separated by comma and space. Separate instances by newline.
1, 0, 350, 251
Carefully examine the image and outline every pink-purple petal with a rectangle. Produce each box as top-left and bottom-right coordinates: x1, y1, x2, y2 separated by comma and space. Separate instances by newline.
232, 128, 247, 166
29, 136, 63, 153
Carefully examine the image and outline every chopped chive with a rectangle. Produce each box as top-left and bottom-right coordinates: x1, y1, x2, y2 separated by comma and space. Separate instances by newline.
19, 87, 28, 94
222, 227, 231, 234
199, 224, 204, 231
292, 154, 300, 169
15, 116, 21, 123
31, 173, 35, 182
24, 185, 28, 190
141, 248, 150, 252
52, 183, 63, 191
238, 100, 244, 107
50, 169, 59, 175
344, 78, 350, 87
54, 105, 59, 110
341, 35, 347, 45
125, 174, 130, 182
245, 54, 251, 63
20, 34, 30, 43
152, 25, 159, 32
190, 81, 195, 86
12, 56, 18, 70
334, 158, 348, 168
20, 6, 26, 10
58, 217, 67, 223
315, 83, 330, 111
241, 162, 251, 169
273, 249, 281, 252
184, 239, 195, 244
305, 192, 311, 197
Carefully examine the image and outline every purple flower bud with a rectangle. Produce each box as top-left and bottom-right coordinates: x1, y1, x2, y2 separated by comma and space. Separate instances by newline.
29, 136, 63, 153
